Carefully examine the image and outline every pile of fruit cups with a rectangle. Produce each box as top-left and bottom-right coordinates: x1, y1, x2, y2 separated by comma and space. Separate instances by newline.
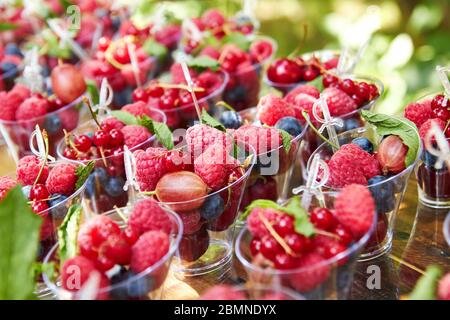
43, 199, 183, 300
235, 185, 377, 300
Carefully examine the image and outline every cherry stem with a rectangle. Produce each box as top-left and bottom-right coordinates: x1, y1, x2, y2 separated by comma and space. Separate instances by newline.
33, 129, 49, 187
258, 212, 297, 257
113, 205, 128, 222
83, 96, 101, 129
288, 23, 308, 59
216, 100, 236, 112
302, 111, 339, 150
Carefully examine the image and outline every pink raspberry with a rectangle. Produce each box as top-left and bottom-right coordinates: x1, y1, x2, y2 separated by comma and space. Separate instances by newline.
121, 125, 152, 148
186, 124, 233, 158
404, 100, 432, 128
10, 83, 31, 101
15, 97, 48, 121
0, 91, 17, 120
16, 155, 49, 185
438, 272, 450, 300
45, 163, 77, 195
170, 62, 196, 84
257, 94, 296, 126
129, 198, 173, 236
247, 208, 282, 238
323, 87, 357, 116
201, 285, 246, 300
134, 147, 167, 192
130, 230, 170, 273
288, 252, 330, 292
197, 70, 223, 92
285, 85, 320, 103
0, 176, 17, 200
419, 118, 446, 140
233, 124, 282, 154
59, 108, 79, 131
334, 184, 375, 239
122, 101, 153, 117
101, 116, 125, 131
287, 93, 318, 122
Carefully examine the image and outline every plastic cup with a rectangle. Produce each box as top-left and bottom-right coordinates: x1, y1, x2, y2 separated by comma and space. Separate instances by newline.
308, 127, 422, 260
42, 203, 183, 300
235, 191, 376, 300
223, 37, 277, 111
444, 212, 450, 247
56, 108, 166, 214
201, 285, 304, 300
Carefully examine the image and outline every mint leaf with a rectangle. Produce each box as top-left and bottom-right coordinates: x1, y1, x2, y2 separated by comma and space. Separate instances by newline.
240, 199, 281, 221
139, 115, 174, 150
361, 110, 420, 167
142, 38, 168, 61
59, 0, 73, 11
408, 265, 442, 300
0, 22, 18, 32
188, 56, 220, 72
86, 80, 99, 106
222, 32, 251, 51
278, 129, 292, 153
0, 186, 41, 299
110, 110, 139, 125
57, 204, 82, 264
75, 161, 94, 190
201, 108, 226, 132
308, 75, 324, 92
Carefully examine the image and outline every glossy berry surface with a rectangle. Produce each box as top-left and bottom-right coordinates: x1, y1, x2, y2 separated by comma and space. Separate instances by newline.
310, 208, 336, 231
351, 137, 373, 154
267, 58, 303, 84
93, 130, 111, 147
74, 135, 92, 153
29, 184, 50, 201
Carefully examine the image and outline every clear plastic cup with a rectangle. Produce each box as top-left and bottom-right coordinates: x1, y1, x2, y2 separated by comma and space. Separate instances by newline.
235, 191, 376, 300
444, 212, 450, 247
223, 37, 277, 111
201, 285, 304, 300
56, 108, 166, 214
308, 127, 422, 260
42, 203, 183, 300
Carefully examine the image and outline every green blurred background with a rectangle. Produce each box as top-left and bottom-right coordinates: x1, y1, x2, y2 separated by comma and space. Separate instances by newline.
143, 0, 450, 115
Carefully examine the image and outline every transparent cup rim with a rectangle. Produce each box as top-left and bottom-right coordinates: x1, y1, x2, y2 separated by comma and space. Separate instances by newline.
307, 126, 423, 190
235, 190, 377, 275
42, 203, 183, 296
444, 212, 450, 248
56, 107, 167, 164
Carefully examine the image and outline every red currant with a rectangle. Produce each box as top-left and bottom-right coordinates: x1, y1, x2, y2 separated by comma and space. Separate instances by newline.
340, 79, 356, 96
431, 94, 446, 110
159, 92, 179, 109
93, 130, 111, 147
310, 208, 336, 231
74, 135, 92, 153
432, 107, 450, 122
274, 253, 298, 270
132, 87, 149, 102
165, 150, 186, 172
332, 224, 353, 245
179, 90, 193, 106
30, 184, 50, 201
63, 147, 77, 160
250, 238, 262, 256
97, 36, 111, 51
31, 201, 49, 214
109, 129, 124, 147
356, 82, 370, 101
146, 84, 164, 98
260, 235, 283, 261
113, 45, 131, 64
324, 242, 347, 260
122, 226, 139, 245
322, 74, 339, 88
302, 65, 320, 81
273, 215, 295, 237
368, 83, 379, 99
285, 233, 312, 254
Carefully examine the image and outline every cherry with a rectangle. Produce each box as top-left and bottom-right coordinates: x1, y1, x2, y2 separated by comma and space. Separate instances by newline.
432, 107, 450, 122
267, 58, 303, 84
431, 94, 446, 110
132, 87, 149, 102
376, 135, 407, 174
164, 150, 186, 172
122, 226, 139, 245
63, 147, 77, 160
340, 79, 356, 96
284, 233, 312, 254
302, 65, 320, 81
310, 208, 336, 231
356, 82, 370, 102
250, 237, 262, 256
93, 130, 111, 147
273, 215, 295, 237
109, 129, 124, 147
323, 74, 339, 88
51, 63, 86, 104
74, 135, 92, 153
260, 235, 283, 261
30, 184, 50, 201
31, 201, 49, 214
332, 224, 353, 246
97, 36, 111, 51
274, 253, 297, 270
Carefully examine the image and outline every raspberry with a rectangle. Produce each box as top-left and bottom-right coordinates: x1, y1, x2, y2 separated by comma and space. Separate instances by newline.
199, 46, 220, 60
334, 184, 375, 239
419, 118, 446, 140
404, 100, 432, 128
233, 125, 282, 154
122, 101, 153, 118
101, 117, 125, 131
170, 62, 196, 84
285, 85, 320, 103
247, 208, 282, 238
0, 176, 17, 200
438, 273, 450, 300
0, 91, 17, 120
288, 252, 330, 292
202, 9, 226, 29
134, 147, 167, 191
201, 285, 246, 300
286, 93, 318, 121
58, 108, 79, 132
10, 83, 31, 101
130, 230, 170, 273
16, 155, 49, 185
45, 163, 77, 195
98, 234, 131, 266
121, 125, 152, 148
186, 124, 233, 158
129, 198, 173, 235
15, 97, 48, 121
257, 94, 296, 126
323, 87, 357, 116
180, 210, 202, 235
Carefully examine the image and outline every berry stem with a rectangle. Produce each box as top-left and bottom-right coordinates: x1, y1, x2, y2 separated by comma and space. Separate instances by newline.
258, 212, 297, 257
141, 191, 157, 196
156, 82, 205, 92
216, 100, 236, 112
82, 96, 101, 129
28, 194, 61, 204
98, 147, 108, 168
33, 129, 49, 186
444, 120, 449, 133
113, 205, 128, 222
63, 130, 81, 155
301, 111, 339, 150
315, 229, 340, 241
288, 23, 308, 59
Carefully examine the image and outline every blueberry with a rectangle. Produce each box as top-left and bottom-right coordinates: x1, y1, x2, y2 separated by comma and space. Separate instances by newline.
48, 194, 69, 219
112, 16, 121, 32
1, 62, 18, 78
22, 185, 31, 199
105, 176, 125, 197
93, 167, 109, 184
43, 114, 62, 135
351, 137, 373, 153
113, 87, 132, 106
110, 270, 153, 300
343, 118, 361, 131
368, 175, 395, 214
225, 85, 246, 102
219, 110, 242, 129
200, 193, 225, 220
275, 116, 303, 137
85, 168, 108, 198
5, 43, 23, 58
423, 150, 438, 169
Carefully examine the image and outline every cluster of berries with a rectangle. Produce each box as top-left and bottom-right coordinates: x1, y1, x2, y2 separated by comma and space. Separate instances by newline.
245, 184, 375, 292
0, 43, 23, 91
60, 198, 175, 300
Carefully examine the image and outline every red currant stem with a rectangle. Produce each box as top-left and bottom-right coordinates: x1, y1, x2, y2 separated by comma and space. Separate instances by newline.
141, 191, 157, 196
65, 132, 81, 155
216, 100, 236, 112
301, 111, 339, 150
28, 195, 61, 204
33, 130, 49, 187
113, 205, 128, 222
218, 46, 231, 64
258, 212, 297, 257
315, 229, 340, 241
82, 96, 101, 129
288, 23, 308, 59
444, 120, 450, 133
156, 83, 205, 92
242, 154, 254, 170
99, 147, 108, 168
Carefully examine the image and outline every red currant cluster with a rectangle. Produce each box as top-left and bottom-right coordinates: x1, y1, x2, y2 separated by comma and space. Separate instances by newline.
322, 75, 380, 106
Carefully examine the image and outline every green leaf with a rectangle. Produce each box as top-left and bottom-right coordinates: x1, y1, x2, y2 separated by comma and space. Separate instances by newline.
139, 115, 174, 150
408, 265, 442, 300
361, 110, 420, 167
188, 56, 220, 72
240, 199, 281, 221
0, 22, 18, 32
58, 0, 73, 11
57, 204, 82, 264
278, 129, 292, 153
75, 161, 95, 190
0, 186, 41, 299
201, 108, 226, 132
142, 38, 168, 61
222, 32, 251, 51
308, 75, 324, 92
110, 110, 139, 125
86, 80, 99, 106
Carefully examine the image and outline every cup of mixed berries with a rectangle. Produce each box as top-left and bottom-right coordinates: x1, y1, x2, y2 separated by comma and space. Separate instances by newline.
0, 43, 24, 91
404, 92, 450, 208
235, 184, 376, 299
200, 284, 304, 300
42, 198, 183, 300
308, 112, 422, 259
56, 101, 167, 214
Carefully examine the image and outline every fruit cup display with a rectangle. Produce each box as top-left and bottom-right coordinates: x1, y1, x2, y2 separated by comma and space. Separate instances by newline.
130, 66, 228, 129
200, 284, 304, 300
0, 43, 24, 91
404, 93, 450, 208
235, 185, 376, 299
56, 106, 166, 214
308, 122, 422, 260
42, 199, 183, 300
0, 63, 87, 159
133, 125, 256, 276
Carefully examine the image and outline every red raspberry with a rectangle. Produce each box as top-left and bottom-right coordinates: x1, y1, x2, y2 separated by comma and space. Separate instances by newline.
201, 9, 226, 29
286, 93, 318, 122
10, 83, 31, 101
334, 184, 375, 239
121, 125, 152, 148
404, 100, 432, 128
122, 101, 154, 118
201, 285, 246, 300
101, 117, 125, 131
419, 118, 446, 140
180, 210, 202, 235
45, 163, 77, 195
288, 252, 330, 292
186, 124, 233, 158
130, 230, 170, 273
0, 91, 17, 120
247, 208, 282, 238
170, 62, 196, 84
16, 155, 49, 185
323, 87, 357, 116
134, 147, 167, 192
0, 176, 17, 195
15, 97, 48, 121
257, 94, 296, 126
129, 198, 173, 235
438, 273, 450, 300
233, 124, 282, 154
58, 108, 79, 132
98, 234, 131, 266
284, 85, 320, 102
